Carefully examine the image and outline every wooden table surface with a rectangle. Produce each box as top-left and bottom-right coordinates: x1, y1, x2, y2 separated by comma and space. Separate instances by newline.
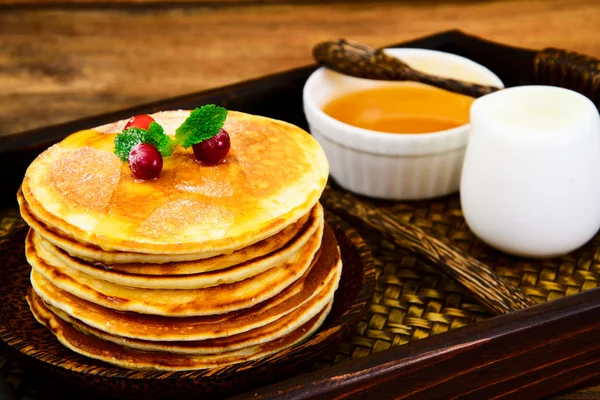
2, 0, 600, 137
2, 0, 600, 399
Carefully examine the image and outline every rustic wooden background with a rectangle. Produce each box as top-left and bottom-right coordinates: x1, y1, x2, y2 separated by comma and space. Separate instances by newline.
2, 0, 600, 137
2, 0, 600, 398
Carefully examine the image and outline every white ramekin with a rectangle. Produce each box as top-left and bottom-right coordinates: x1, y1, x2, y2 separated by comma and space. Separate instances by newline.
303, 48, 504, 200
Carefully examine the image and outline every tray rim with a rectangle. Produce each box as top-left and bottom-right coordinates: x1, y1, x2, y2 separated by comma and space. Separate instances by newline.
3, 29, 600, 399
233, 284, 600, 400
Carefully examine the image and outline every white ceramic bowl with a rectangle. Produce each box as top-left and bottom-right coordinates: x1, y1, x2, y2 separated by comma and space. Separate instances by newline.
303, 48, 504, 200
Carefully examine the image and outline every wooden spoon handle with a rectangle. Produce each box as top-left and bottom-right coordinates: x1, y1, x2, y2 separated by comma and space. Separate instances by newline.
313, 39, 501, 98
322, 186, 537, 315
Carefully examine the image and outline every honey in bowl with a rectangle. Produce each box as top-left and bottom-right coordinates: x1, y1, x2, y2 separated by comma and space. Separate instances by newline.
322, 85, 475, 134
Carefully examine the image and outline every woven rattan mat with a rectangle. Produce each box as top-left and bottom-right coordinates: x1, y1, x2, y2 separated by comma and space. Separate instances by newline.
2, 196, 599, 398
316, 194, 600, 368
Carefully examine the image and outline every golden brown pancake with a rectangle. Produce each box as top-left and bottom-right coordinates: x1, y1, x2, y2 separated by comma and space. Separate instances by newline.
27, 219, 323, 316
19, 189, 315, 265
19, 108, 337, 373
36, 265, 338, 354
30, 225, 341, 341
21, 110, 329, 255
28, 291, 332, 371
31, 205, 323, 289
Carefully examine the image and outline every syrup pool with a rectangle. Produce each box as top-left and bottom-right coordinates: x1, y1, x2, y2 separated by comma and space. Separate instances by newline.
322, 85, 475, 134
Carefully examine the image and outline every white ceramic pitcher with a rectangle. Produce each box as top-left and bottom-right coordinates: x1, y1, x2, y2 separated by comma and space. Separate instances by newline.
461, 85, 600, 258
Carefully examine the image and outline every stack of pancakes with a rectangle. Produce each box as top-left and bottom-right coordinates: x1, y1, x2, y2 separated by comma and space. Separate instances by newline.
17, 110, 338, 371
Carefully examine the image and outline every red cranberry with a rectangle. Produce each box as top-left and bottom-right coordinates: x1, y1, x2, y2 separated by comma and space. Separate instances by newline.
192, 129, 230, 165
124, 114, 155, 130
128, 143, 163, 180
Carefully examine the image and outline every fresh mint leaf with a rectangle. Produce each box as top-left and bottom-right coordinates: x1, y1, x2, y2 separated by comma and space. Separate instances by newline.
148, 121, 176, 157
113, 122, 175, 162
114, 127, 147, 162
175, 105, 228, 148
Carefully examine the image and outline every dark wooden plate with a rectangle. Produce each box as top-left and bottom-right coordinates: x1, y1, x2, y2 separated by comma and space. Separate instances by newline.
0, 214, 376, 400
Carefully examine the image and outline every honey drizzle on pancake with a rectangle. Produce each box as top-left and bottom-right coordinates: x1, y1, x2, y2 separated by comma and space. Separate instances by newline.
47, 117, 314, 246
19, 189, 316, 266
22, 111, 329, 255
57, 132, 243, 242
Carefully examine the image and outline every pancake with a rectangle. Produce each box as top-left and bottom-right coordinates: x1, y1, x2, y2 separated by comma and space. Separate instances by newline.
21, 110, 329, 255
35, 262, 338, 354
19, 189, 314, 265
32, 205, 323, 289
28, 292, 332, 371
30, 224, 341, 341
27, 218, 323, 316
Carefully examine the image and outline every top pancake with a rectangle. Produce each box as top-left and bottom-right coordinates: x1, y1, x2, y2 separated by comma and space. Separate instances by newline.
21, 110, 328, 254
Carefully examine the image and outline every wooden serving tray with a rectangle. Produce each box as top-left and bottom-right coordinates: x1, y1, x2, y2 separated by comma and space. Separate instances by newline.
3, 30, 600, 400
